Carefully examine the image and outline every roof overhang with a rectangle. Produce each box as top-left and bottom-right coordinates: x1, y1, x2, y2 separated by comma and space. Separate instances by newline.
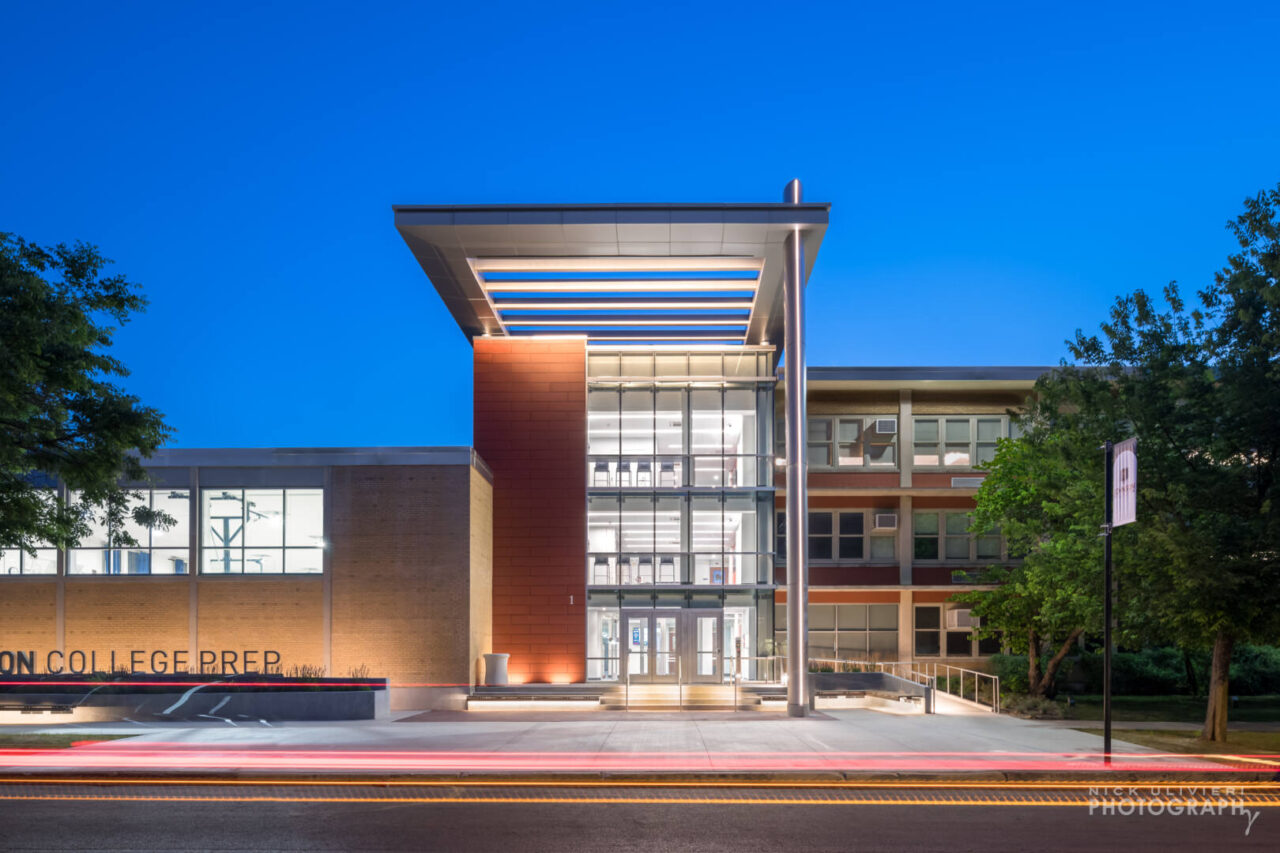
393, 202, 829, 347
792, 366, 1054, 392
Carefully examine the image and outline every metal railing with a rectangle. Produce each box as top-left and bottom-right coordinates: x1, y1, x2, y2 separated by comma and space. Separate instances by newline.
729, 655, 787, 684
885, 661, 1000, 712
805, 658, 999, 713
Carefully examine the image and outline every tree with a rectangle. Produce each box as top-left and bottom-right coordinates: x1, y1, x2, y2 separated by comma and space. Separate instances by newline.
963, 184, 1280, 741
1180, 185, 1280, 740
0, 233, 173, 559
959, 366, 1127, 697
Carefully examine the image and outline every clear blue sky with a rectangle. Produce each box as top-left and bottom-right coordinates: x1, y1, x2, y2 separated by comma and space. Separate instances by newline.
3, 1, 1277, 448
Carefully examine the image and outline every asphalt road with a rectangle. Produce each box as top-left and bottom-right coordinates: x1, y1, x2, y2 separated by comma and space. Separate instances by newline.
0, 782, 1274, 851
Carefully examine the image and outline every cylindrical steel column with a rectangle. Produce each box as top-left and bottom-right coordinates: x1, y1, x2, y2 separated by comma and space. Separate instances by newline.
783, 178, 809, 717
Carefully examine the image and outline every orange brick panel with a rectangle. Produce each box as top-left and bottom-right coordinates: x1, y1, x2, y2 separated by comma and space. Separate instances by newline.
775, 564, 900, 586
776, 590, 901, 604
474, 338, 587, 683
913, 590, 962, 603
913, 495, 979, 508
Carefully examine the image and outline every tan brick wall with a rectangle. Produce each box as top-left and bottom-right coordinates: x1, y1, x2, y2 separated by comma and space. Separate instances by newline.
329, 465, 476, 686
469, 466, 493, 686
64, 580, 190, 673
0, 582, 57, 657
197, 580, 323, 674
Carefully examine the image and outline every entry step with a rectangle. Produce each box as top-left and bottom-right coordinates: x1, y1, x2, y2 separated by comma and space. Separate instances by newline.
600, 684, 767, 711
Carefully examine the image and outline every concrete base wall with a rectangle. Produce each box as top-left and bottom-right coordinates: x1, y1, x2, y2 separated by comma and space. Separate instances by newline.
0, 689, 387, 722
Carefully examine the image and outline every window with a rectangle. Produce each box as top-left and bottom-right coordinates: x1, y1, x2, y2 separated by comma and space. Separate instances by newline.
914, 605, 941, 656
589, 492, 771, 587
807, 419, 831, 468
835, 419, 862, 465
913, 416, 1006, 468
587, 606, 621, 681
945, 513, 970, 559
914, 511, 1002, 562
776, 602, 899, 661
778, 511, 896, 563
587, 350, 772, 380
913, 512, 939, 559
1, 490, 58, 575
838, 512, 864, 559
0, 546, 57, 575
807, 416, 897, 469
589, 383, 770, 489
916, 605, 993, 657
808, 512, 833, 559
946, 607, 976, 656
67, 489, 190, 575
200, 488, 323, 574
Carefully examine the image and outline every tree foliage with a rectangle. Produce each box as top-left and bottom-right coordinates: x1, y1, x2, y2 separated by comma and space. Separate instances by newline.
0, 233, 173, 556
960, 185, 1280, 739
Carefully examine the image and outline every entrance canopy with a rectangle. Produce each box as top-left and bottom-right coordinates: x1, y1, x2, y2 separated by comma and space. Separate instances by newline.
393, 202, 829, 347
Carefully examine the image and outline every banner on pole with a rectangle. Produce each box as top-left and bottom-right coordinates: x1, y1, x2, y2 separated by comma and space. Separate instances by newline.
1112, 437, 1137, 527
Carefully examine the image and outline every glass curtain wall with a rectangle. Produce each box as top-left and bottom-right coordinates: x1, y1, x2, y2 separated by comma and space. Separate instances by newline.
586, 386, 774, 587
586, 349, 776, 681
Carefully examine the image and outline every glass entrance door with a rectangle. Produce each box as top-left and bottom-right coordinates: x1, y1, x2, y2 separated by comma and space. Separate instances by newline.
623, 609, 679, 683
624, 611, 650, 680
687, 611, 722, 683
623, 609, 722, 684
653, 614, 679, 682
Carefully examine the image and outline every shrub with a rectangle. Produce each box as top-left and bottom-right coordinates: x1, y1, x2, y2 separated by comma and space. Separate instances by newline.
1004, 695, 1064, 719
1075, 649, 1183, 695
989, 653, 1071, 696
994, 645, 1280, 697
1229, 645, 1280, 695
989, 654, 1029, 694
283, 663, 327, 680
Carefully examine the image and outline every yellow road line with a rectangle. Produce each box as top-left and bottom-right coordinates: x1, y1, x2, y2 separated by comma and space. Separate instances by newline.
2, 794, 1278, 807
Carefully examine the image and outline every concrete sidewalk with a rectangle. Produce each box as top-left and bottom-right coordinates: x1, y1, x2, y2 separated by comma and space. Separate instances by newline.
1, 705, 1246, 777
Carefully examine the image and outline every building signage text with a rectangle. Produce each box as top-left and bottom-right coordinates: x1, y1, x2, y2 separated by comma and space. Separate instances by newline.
0, 649, 282, 676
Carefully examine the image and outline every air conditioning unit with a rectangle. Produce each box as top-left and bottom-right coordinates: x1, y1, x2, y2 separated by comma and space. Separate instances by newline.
951, 476, 984, 489
873, 513, 898, 530
875, 418, 898, 435
947, 608, 975, 629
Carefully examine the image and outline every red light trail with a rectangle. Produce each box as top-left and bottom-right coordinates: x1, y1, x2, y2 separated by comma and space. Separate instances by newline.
0, 742, 1271, 775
